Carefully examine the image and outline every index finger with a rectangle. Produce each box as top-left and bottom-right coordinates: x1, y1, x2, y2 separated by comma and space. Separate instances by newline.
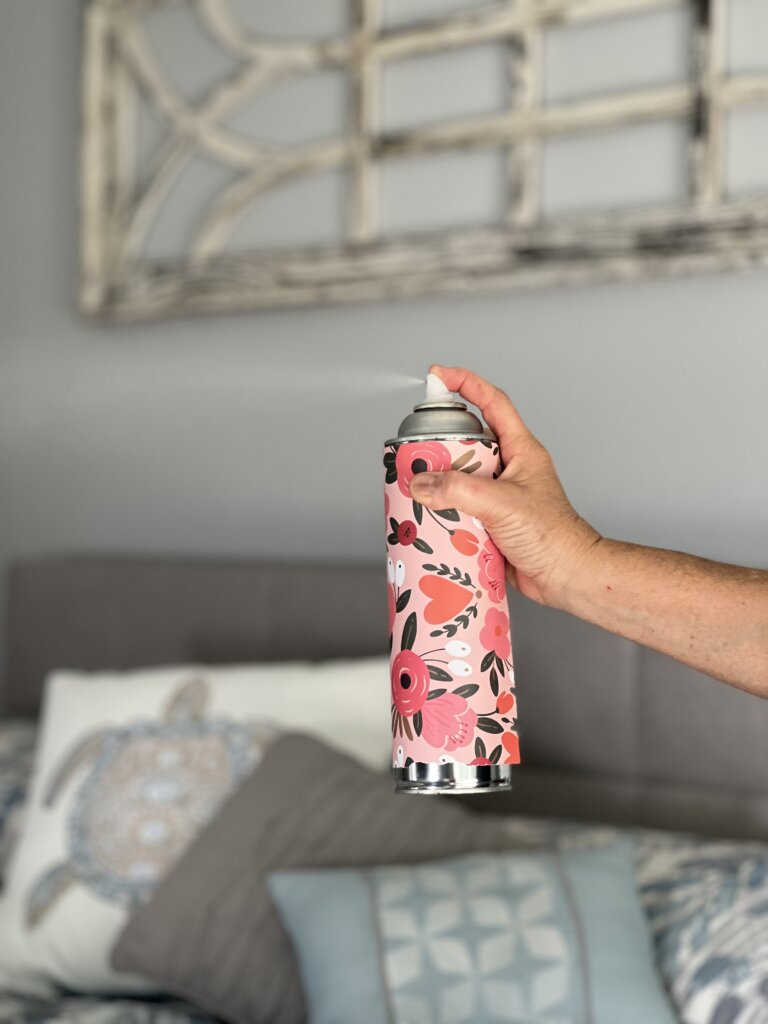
429, 364, 535, 459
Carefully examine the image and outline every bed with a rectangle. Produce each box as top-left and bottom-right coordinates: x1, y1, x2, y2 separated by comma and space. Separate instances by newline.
2, 557, 768, 1023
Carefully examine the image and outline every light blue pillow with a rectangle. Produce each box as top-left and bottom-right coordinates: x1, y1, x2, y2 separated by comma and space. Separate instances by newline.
269, 841, 675, 1024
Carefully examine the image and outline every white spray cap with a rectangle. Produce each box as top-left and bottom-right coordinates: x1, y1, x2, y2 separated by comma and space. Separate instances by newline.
424, 371, 455, 403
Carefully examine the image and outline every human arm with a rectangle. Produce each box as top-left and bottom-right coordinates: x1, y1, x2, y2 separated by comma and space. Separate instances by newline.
408, 365, 768, 698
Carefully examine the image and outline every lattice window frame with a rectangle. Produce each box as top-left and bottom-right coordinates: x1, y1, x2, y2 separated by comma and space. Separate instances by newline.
81, 0, 768, 321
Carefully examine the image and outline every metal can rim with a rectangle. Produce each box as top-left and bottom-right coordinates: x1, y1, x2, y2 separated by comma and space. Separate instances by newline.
384, 432, 492, 446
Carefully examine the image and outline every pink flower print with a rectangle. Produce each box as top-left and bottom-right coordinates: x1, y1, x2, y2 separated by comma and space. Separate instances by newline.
480, 607, 511, 662
396, 441, 451, 498
478, 538, 506, 604
391, 650, 430, 717
421, 693, 477, 751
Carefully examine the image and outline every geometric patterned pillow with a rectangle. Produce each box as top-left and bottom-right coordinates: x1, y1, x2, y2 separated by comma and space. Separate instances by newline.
486, 815, 768, 1024
269, 843, 677, 1024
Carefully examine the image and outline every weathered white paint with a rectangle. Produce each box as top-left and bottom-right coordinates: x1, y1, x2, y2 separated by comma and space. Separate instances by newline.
80, 0, 768, 320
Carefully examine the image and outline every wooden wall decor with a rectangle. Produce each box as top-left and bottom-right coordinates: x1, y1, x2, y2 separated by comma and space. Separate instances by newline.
81, 0, 768, 320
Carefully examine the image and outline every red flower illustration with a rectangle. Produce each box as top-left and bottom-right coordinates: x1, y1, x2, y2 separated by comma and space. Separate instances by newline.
478, 538, 506, 603
480, 607, 511, 661
397, 520, 417, 546
469, 756, 492, 766
450, 529, 479, 556
421, 693, 477, 751
390, 649, 430, 717
396, 441, 451, 498
502, 730, 520, 764
496, 691, 516, 716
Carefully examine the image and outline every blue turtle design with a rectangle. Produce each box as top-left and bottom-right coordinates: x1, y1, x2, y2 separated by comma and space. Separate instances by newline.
27, 678, 273, 926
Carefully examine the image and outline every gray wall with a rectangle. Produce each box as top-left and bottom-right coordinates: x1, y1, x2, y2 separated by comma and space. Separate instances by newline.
2, 1, 768, 689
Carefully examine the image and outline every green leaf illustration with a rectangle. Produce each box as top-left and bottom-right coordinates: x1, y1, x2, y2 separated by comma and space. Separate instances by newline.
427, 689, 446, 700
434, 508, 460, 522
413, 538, 433, 554
489, 668, 499, 696
413, 711, 423, 736
401, 612, 417, 652
481, 651, 495, 673
413, 500, 424, 525
396, 589, 411, 613
489, 744, 502, 764
428, 665, 453, 682
452, 683, 479, 698
477, 716, 503, 734
475, 737, 487, 759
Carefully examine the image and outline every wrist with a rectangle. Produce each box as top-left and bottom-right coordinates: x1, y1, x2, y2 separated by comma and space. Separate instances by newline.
543, 524, 610, 613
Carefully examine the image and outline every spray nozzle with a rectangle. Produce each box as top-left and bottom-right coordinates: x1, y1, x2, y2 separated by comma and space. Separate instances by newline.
424, 372, 453, 402
422, 372, 464, 408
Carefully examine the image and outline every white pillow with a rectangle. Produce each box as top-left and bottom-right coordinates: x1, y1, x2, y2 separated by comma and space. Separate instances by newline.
0, 657, 389, 996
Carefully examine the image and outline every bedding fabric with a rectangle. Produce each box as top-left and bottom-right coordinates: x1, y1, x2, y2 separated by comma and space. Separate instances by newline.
268, 842, 677, 1024
0, 721, 36, 884
492, 817, 768, 1024
0, 657, 388, 997
112, 733, 511, 1024
0, 991, 216, 1023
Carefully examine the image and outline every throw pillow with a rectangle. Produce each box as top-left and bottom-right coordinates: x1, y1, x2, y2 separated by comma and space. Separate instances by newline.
112, 733, 511, 1024
269, 842, 677, 1024
0, 656, 388, 996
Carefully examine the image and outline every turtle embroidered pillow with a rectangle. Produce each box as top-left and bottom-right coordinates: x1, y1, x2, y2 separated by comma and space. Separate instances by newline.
0, 657, 389, 996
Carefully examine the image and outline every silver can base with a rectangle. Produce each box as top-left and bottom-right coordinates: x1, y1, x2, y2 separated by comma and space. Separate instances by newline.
393, 762, 513, 794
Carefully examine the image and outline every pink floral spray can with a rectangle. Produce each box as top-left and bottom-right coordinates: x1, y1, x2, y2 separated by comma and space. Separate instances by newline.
384, 375, 519, 793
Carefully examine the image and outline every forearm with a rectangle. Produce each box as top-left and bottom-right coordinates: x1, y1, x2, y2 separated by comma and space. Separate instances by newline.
557, 539, 768, 697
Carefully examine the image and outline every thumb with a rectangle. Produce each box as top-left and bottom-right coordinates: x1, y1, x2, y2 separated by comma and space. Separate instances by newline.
408, 470, 502, 522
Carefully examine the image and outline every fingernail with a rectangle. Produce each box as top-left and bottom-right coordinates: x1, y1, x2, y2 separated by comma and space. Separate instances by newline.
409, 473, 440, 498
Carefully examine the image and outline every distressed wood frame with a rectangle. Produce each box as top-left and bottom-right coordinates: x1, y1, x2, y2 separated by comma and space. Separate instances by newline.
81, 0, 768, 321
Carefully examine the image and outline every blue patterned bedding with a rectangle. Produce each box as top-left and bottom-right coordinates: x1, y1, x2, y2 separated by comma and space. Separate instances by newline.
2, 723, 768, 1024
0, 993, 218, 1023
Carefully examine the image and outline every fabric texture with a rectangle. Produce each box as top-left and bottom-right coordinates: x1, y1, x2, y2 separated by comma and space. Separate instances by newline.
0, 657, 388, 997
0, 992, 215, 1024
486, 815, 768, 1024
638, 839, 768, 1024
269, 843, 676, 1024
0, 721, 37, 886
112, 733, 511, 1024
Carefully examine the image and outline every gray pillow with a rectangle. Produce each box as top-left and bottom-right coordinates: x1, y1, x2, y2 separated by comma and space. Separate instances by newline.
111, 733, 511, 1024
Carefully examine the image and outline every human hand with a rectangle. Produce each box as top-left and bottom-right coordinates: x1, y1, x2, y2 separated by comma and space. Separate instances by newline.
408, 365, 602, 607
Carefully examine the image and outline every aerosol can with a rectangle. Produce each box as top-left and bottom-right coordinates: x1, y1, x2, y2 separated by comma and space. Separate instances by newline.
385, 374, 519, 793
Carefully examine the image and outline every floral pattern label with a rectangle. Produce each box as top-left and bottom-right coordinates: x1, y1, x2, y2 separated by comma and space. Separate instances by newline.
384, 437, 520, 771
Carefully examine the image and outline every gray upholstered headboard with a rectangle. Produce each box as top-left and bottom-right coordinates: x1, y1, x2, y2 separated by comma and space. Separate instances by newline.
5, 557, 768, 840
